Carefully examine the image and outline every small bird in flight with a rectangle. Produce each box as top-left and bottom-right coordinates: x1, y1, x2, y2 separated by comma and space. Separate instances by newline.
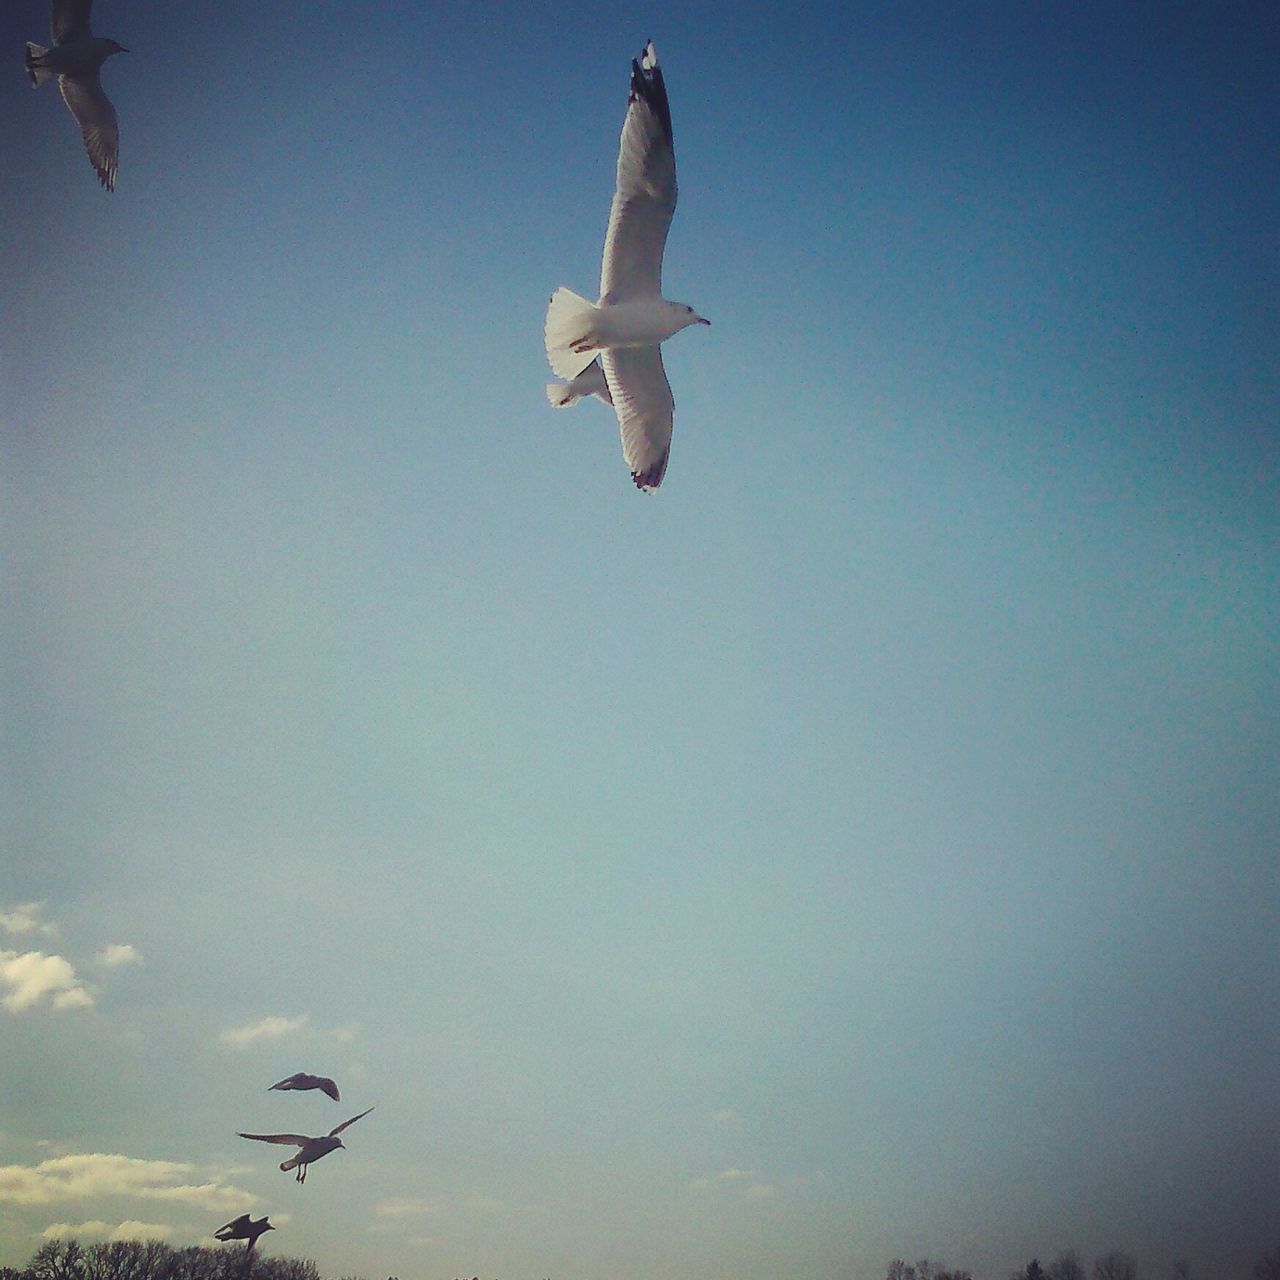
24, 0, 128, 190
544, 41, 708, 492
269, 1072, 341, 1102
239, 1106, 375, 1183
214, 1215, 275, 1253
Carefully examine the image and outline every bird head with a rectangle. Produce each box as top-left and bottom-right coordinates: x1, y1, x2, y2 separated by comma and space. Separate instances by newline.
674, 302, 710, 330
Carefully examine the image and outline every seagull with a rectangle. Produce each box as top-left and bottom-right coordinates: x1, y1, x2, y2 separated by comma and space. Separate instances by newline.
269, 1072, 341, 1102
24, 0, 128, 191
546, 358, 613, 410
214, 1215, 275, 1253
238, 1106, 374, 1183
544, 41, 708, 492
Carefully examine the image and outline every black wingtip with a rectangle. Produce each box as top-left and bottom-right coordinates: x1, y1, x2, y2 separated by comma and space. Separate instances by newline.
631, 447, 670, 492
628, 42, 673, 147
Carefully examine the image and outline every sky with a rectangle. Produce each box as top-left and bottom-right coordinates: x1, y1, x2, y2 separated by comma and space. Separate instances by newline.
1, 3, 1277, 1280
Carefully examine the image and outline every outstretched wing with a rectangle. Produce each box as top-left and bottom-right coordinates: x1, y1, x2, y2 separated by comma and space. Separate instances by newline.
601, 346, 674, 491
216, 1216, 250, 1236
51, 0, 94, 44
270, 1072, 341, 1100
59, 73, 118, 190
599, 42, 677, 304
328, 1106, 374, 1138
238, 1132, 309, 1147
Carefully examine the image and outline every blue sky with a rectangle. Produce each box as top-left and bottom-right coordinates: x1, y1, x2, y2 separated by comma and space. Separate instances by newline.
2, 3, 1276, 1279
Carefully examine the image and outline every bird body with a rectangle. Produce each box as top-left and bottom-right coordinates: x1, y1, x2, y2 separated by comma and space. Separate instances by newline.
239, 1106, 374, 1183
25, 0, 127, 189
544, 41, 708, 491
280, 1135, 342, 1174
545, 291, 704, 376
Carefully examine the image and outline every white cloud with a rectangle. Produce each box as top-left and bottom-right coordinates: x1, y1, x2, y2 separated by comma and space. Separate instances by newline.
113, 1220, 173, 1242
97, 944, 141, 969
143, 1182, 255, 1212
0, 903, 58, 938
0, 951, 93, 1012
219, 1014, 308, 1049
41, 1220, 111, 1241
42, 1220, 173, 1243
0, 1154, 253, 1214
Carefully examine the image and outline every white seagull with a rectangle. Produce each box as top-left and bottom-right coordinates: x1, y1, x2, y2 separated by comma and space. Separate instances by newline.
544, 41, 708, 492
238, 1106, 374, 1183
269, 1071, 341, 1102
24, 0, 128, 190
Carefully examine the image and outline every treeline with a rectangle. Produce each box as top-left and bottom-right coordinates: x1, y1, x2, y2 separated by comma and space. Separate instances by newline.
887, 1246, 1280, 1280
0, 1239, 365, 1280
7, 1237, 1278, 1280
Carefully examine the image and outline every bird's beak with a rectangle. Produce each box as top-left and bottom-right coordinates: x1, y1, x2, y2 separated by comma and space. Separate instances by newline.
698, 316, 711, 325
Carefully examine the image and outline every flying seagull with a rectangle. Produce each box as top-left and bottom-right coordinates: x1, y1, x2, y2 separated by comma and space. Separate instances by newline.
238, 1106, 374, 1183
24, 0, 128, 190
269, 1072, 340, 1102
544, 41, 708, 492
214, 1215, 275, 1253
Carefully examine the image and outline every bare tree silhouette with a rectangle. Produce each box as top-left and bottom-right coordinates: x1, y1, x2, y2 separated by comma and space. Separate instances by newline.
1254, 1246, 1280, 1280
1093, 1250, 1138, 1280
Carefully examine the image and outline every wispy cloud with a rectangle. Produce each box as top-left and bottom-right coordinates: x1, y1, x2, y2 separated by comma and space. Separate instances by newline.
42, 1220, 174, 1243
97, 944, 141, 969
219, 1014, 309, 1049
0, 951, 93, 1012
0, 1154, 253, 1214
0, 903, 58, 938
708, 1108, 745, 1134
688, 1167, 776, 1199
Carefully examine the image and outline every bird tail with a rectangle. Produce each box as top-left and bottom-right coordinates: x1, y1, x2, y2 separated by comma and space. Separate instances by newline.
279, 1157, 299, 1172
544, 287, 603, 380
25, 43, 52, 87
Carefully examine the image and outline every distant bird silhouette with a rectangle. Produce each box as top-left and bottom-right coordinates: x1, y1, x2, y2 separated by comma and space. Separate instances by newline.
24, 0, 128, 190
239, 1106, 374, 1183
269, 1072, 340, 1101
214, 1215, 275, 1253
